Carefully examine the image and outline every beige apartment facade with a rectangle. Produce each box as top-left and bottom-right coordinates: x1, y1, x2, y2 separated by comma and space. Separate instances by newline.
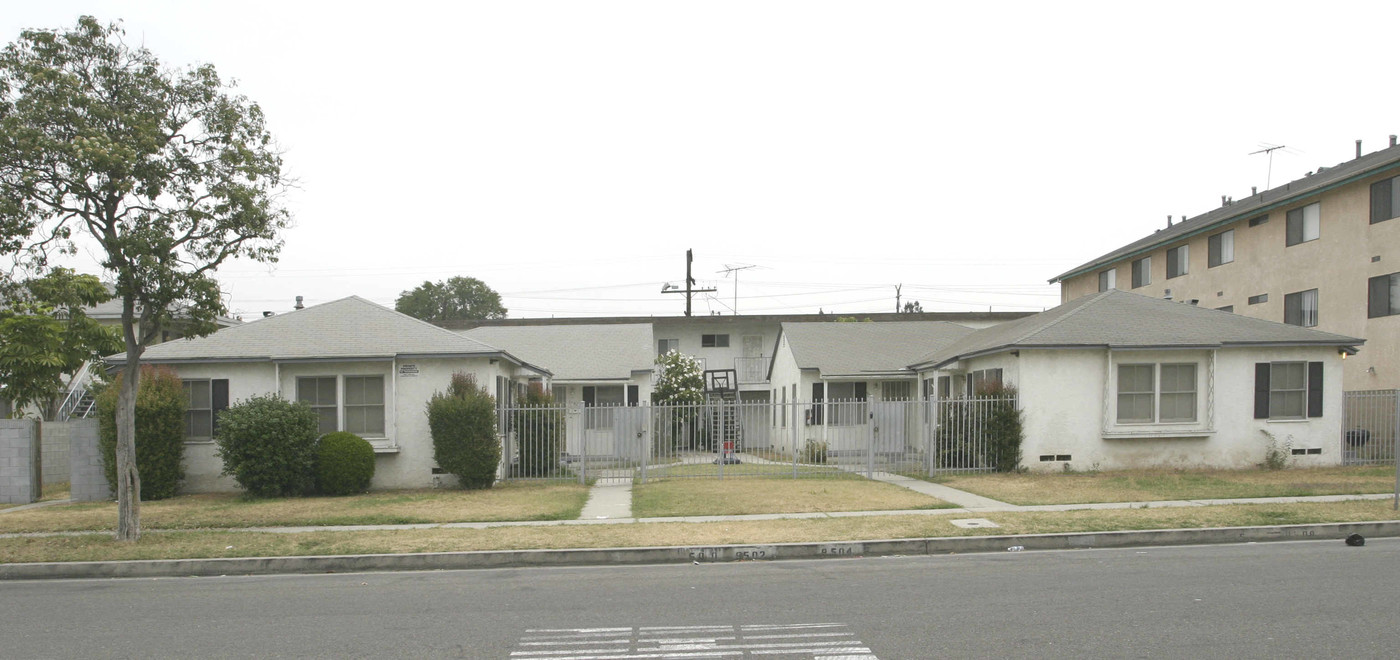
1052, 139, 1400, 391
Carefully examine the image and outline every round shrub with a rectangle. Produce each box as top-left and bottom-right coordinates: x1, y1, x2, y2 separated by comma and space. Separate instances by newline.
97, 365, 186, 500
315, 431, 376, 495
214, 394, 319, 497
427, 372, 500, 489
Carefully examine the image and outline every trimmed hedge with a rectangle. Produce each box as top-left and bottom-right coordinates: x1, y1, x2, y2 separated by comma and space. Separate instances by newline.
427, 373, 499, 489
97, 365, 187, 500
214, 394, 320, 497
315, 431, 376, 495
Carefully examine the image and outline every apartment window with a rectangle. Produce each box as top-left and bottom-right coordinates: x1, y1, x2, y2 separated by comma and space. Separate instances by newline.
1247, 214, 1269, 227
1131, 257, 1151, 288
1166, 245, 1189, 279
181, 379, 228, 440
1254, 362, 1323, 420
965, 368, 1004, 396
1372, 175, 1400, 224
1285, 202, 1320, 246
344, 376, 386, 436
827, 381, 867, 426
701, 334, 729, 348
1116, 364, 1197, 424
297, 377, 339, 434
657, 338, 679, 356
1283, 289, 1319, 327
1248, 294, 1268, 305
1369, 272, 1400, 318
1208, 230, 1235, 267
582, 385, 624, 430
1098, 269, 1116, 292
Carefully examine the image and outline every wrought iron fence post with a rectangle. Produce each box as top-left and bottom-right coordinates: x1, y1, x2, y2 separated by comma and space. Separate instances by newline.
793, 401, 800, 479
1393, 390, 1399, 511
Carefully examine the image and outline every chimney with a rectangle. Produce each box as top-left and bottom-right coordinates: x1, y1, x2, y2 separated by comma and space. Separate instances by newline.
294, 295, 304, 310
262, 311, 274, 318
1252, 186, 1258, 196
1222, 195, 1228, 207
1167, 215, 1173, 227
1391, 135, 1397, 148
1357, 140, 1363, 159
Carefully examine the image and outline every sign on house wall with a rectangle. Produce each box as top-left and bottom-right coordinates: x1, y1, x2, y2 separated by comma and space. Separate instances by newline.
398, 364, 420, 378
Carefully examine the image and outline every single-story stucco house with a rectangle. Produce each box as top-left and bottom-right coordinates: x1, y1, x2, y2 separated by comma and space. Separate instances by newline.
111, 296, 547, 491
766, 320, 978, 455
910, 289, 1364, 471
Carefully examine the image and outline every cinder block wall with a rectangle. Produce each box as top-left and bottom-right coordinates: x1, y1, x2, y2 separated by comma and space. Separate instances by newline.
41, 421, 72, 485
67, 420, 108, 502
0, 419, 41, 504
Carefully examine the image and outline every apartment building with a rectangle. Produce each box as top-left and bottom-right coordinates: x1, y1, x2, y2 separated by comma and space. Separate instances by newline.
1050, 138, 1400, 390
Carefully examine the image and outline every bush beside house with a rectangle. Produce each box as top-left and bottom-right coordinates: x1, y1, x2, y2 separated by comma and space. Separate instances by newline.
96, 365, 186, 500
314, 431, 376, 495
510, 384, 562, 477
427, 373, 500, 489
936, 384, 1023, 472
214, 394, 320, 497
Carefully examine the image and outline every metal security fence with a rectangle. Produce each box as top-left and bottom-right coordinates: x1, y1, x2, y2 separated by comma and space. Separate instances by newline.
1342, 390, 1400, 465
498, 395, 1019, 484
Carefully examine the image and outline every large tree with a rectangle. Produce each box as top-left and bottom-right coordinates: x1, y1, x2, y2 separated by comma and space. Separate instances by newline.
395, 276, 507, 321
0, 268, 121, 418
0, 18, 290, 540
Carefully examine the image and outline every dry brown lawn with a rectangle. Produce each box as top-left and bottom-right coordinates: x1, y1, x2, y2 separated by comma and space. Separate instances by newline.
632, 477, 953, 517
0, 481, 590, 533
3, 500, 1395, 564
924, 466, 1396, 505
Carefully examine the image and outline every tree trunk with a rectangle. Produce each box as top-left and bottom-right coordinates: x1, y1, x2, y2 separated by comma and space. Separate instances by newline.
115, 292, 144, 542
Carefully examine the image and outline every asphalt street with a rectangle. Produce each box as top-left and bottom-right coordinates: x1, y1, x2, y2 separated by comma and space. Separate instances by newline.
5, 538, 1399, 659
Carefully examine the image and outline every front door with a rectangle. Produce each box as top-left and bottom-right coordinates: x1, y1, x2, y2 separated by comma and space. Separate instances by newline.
741, 335, 765, 382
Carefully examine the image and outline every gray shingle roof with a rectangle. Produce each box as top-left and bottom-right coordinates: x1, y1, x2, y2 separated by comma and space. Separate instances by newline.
1050, 142, 1400, 283
121, 296, 530, 365
780, 321, 977, 376
911, 290, 1364, 369
461, 324, 654, 381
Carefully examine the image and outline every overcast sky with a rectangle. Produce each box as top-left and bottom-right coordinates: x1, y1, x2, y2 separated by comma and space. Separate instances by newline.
5, 1, 1399, 319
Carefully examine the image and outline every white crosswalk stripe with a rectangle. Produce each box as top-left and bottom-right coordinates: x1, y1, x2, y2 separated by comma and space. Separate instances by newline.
511, 623, 878, 659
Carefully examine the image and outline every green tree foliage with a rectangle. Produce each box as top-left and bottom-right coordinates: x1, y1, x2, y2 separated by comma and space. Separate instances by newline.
935, 383, 1023, 472
0, 17, 291, 539
96, 365, 185, 500
314, 431, 376, 496
0, 268, 121, 417
395, 276, 507, 322
214, 395, 320, 497
901, 301, 924, 313
652, 350, 705, 451
427, 373, 500, 489
510, 384, 563, 477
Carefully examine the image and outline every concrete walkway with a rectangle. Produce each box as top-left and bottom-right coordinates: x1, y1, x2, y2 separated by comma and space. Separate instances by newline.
579, 480, 633, 520
867, 472, 1014, 509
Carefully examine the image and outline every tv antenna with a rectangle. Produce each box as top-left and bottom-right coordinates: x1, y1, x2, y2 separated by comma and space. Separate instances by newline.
717, 263, 759, 314
661, 249, 717, 316
1249, 143, 1287, 190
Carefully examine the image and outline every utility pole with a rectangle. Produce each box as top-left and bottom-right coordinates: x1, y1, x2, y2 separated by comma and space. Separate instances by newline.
895, 284, 902, 313
718, 263, 758, 314
661, 249, 717, 316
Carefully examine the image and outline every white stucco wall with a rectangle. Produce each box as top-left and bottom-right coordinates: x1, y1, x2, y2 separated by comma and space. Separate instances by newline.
653, 319, 779, 390
165, 356, 523, 493
955, 345, 1346, 472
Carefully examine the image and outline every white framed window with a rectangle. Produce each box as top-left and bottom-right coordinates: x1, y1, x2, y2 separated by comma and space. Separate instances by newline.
1208, 230, 1234, 267
701, 334, 729, 348
1116, 363, 1197, 424
1368, 273, 1400, 318
183, 380, 213, 440
657, 338, 679, 356
1286, 202, 1320, 246
1132, 257, 1151, 288
1268, 362, 1307, 420
582, 385, 624, 430
965, 368, 1004, 396
297, 376, 338, 434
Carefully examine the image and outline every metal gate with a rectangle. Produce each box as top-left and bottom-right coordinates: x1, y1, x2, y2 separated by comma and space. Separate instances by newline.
1342, 390, 1400, 465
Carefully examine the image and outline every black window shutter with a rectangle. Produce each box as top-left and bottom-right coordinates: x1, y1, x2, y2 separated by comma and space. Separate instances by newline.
1307, 361, 1324, 418
854, 382, 867, 401
1286, 209, 1303, 246
582, 386, 595, 407
212, 379, 229, 434
1254, 363, 1270, 419
811, 383, 824, 425
1370, 275, 1391, 318
1373, 178, 1393, 225
1208, 234, 1221, 267
627, 385, 639, 406
1284, 292, 1301, 325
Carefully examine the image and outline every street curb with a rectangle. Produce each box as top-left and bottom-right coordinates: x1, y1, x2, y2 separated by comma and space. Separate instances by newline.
4, 520, 1398, 581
